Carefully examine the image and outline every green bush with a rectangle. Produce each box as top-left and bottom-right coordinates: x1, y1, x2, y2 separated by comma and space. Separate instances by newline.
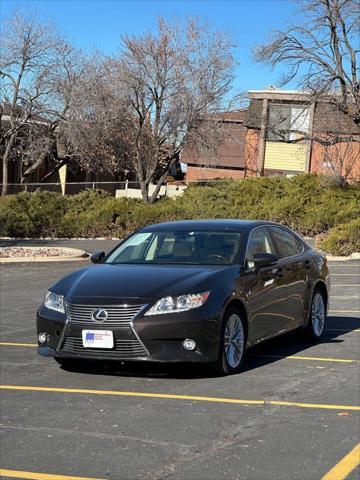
0, 175, 359, 256
317, 219, 360, 256
0, 191, 68, 237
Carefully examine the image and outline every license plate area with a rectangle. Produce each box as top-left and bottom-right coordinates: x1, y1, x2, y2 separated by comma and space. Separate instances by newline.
82, 330, 114, 349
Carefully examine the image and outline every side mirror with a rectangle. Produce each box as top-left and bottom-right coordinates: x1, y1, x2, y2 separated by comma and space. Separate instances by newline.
90, 251, 105, 264
253, 252, 278, 270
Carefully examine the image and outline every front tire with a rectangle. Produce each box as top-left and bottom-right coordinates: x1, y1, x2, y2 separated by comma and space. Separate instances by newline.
212, 307, 246, 376
304, 290, 326, 341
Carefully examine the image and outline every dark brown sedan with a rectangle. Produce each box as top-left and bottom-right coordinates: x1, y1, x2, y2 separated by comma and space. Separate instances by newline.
37, 220, 330, 375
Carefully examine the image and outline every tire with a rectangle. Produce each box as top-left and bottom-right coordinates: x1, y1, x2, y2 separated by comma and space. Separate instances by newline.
304, 289, 326, 341
212, 307, 247, 376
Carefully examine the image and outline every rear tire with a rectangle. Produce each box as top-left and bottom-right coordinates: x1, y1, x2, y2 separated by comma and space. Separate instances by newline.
211, 307, 246, 376
304, 290, 326, 341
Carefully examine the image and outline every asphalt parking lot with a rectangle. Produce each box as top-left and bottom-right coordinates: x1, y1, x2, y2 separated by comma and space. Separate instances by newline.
0, 242, 359, 480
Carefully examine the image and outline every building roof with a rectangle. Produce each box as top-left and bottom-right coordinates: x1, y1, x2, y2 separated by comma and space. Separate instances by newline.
244, 95, 359, 135
313, 102, 359, 135
181, 110, 247, 169
203, 109, 246, 123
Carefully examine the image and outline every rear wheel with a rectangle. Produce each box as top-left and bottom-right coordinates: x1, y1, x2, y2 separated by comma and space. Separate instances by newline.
212, 307, 246, 376
305, 290, 326, 340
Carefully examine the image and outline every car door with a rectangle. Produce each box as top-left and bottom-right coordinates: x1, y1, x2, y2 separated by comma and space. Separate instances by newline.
243, 226, 289, 344
268, 226, 307, 328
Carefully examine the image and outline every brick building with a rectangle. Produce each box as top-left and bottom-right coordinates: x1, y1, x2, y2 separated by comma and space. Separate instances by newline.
181, 110, 247, 181
182, 90, 359, 182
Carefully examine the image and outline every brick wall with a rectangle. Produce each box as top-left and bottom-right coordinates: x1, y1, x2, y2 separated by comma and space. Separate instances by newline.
310, 139, 360, 181
186, 165, 245, 181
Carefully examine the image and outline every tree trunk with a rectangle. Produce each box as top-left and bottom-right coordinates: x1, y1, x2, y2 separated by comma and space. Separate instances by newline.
139, 179, 150, 203
148, 158, 176, 203
20, 151, 48, 184
1, 133, 17, 195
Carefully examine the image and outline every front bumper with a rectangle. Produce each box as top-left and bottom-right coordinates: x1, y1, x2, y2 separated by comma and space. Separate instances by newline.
36, 304, 221, 363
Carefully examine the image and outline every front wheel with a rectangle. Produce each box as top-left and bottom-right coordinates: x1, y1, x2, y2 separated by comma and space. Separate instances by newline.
304, 290, 326, 341
212, 307, 246, 376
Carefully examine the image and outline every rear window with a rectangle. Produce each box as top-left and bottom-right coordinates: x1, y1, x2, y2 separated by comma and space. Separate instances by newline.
269, 227, 302, 259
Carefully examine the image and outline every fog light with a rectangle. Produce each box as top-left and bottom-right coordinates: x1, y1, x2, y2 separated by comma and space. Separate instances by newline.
38, 333, 48, 344
183, 338, 196, 351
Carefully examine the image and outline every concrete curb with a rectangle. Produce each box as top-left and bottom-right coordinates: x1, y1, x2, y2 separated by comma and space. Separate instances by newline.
325, 252, 360, 262
0, 247, 89, 263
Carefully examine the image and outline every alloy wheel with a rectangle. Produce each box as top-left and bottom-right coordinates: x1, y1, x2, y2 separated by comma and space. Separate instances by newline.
311, 292, 325, 337
224, 313, 245, 368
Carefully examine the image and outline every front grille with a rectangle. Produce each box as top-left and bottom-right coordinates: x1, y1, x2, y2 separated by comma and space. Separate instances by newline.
62, 336, 148, 358
66, 303, 145, 327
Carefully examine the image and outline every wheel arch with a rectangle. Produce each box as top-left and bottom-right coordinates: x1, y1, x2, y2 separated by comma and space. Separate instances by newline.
223, 298, 249, 341
313, 280, 329, 314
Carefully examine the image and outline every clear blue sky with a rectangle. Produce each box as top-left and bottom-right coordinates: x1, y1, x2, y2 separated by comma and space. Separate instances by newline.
1, 0, 298, 93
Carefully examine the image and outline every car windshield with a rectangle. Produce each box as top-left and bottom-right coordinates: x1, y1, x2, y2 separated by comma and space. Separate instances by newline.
106, 230, 243, 265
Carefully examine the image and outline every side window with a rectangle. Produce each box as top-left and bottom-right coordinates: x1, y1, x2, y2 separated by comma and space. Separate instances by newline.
246, 227, 276, 268
269, 227, 301, 259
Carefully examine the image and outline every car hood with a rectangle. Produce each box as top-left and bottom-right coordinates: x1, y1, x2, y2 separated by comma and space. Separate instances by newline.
51, 263, 233, 302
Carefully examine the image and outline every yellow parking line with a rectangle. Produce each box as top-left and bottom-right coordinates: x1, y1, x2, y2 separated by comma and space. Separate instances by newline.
0, 342, 37, 347
254, 354, 360, 364
1, 385, 359, 411
321, 443, 360, 480
0, 469, 105, 480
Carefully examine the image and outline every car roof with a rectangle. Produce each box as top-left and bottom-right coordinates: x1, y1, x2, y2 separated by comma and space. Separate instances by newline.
140, 219, 281, 232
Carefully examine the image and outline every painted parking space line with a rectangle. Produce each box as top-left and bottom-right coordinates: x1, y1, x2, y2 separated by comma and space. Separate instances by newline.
325, 328, 360, 333
328, 310, 360, 314
252, 354, 360, 364
1, 385, 359, 412
1, 342, 359, 364
329, 264, 360, 267
0, 469, 105, 480
330, 295, 360, 299
321, 443, 360, 480
330, 273, 360, 276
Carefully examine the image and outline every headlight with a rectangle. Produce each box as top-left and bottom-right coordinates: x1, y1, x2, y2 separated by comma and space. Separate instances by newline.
145, 291, 210, 316
44, 291, 65, 313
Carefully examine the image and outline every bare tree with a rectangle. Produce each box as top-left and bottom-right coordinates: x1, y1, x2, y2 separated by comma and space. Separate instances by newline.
0, 10, 84, 194
255, 0, 360, 131
110, 17, 235, 202
319, 139, 360, 185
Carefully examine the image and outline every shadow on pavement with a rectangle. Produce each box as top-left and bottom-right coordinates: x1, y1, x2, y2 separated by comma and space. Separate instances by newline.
58, 315, 360, 379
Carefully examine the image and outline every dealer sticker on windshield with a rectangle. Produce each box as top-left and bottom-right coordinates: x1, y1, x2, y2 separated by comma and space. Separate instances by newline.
82, 330, 114, 349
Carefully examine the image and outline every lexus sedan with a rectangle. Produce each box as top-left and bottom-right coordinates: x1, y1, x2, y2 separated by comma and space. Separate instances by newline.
37, 220, 330, 375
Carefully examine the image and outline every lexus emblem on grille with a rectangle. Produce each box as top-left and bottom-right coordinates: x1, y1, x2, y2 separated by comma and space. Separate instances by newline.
92, 308, 108, 321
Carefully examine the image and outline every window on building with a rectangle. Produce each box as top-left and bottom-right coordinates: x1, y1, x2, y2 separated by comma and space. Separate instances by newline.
267, 104, 310, 142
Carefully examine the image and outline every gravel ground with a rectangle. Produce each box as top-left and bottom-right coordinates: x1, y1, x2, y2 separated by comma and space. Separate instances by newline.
0, 246, 79, 258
